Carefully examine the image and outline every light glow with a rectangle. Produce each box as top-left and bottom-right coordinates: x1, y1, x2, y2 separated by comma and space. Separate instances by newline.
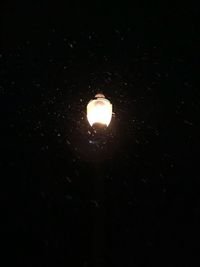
87, 94, 112, 127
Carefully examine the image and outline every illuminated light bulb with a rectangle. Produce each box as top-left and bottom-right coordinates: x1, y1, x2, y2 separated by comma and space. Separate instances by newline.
87, 94, 113, 127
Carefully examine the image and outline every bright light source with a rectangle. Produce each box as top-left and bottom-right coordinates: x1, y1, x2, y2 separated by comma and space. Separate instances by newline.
87, 94, 112, 127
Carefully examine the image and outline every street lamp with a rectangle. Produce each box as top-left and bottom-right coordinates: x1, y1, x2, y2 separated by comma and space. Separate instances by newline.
67, 93, 116, 162
87, 94, 113, 127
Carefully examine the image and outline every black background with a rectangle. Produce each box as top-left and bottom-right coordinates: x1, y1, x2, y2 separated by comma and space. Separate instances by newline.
0, 1, 200, 266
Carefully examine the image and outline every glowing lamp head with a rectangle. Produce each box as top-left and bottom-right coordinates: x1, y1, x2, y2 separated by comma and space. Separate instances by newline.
87, 94, 112, 127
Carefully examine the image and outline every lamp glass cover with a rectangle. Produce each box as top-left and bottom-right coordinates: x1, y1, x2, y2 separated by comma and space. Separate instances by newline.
87, 96, 112, 126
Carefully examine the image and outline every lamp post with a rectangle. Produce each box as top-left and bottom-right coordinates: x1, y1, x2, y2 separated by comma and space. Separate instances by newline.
66, 92, 119, 263
86, 93, 113, 265
67, 92, 118, 263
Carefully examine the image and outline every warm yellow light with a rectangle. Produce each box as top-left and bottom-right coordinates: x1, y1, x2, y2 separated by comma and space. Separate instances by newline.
87, 94, 112, 127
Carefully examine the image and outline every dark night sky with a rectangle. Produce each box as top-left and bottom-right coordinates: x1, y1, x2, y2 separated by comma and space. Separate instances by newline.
0, 1, 200, 266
